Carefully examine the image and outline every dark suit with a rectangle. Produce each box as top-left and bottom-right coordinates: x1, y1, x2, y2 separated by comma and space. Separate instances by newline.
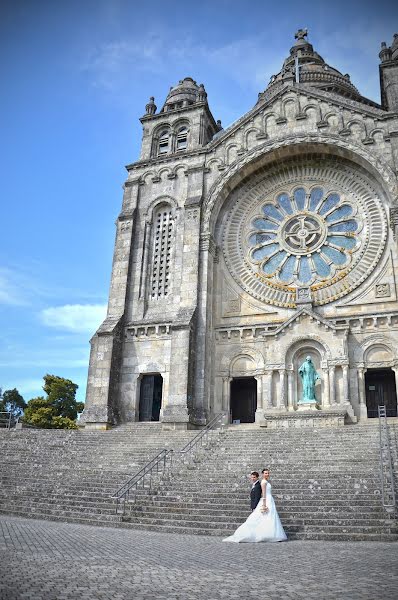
250, 480, 261, 510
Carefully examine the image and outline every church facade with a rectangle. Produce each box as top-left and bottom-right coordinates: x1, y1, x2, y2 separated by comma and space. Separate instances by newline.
81, 31, 398, 429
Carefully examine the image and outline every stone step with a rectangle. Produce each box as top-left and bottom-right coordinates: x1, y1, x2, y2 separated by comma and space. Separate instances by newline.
127, 501, 387, 516
117, 520, 398, 541
125, 507, 389, 527
120, 514, 394, 535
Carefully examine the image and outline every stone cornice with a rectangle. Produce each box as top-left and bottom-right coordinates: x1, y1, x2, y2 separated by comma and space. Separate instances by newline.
207, 85, 388, 154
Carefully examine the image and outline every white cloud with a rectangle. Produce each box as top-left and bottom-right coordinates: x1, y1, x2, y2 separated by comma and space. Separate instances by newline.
3, 378, 45, 397
81, 31, 285, 93
40, 304, 107, 334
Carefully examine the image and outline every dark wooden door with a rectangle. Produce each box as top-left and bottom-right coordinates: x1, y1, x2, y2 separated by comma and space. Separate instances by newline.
365, 370, 397, 418
230, 378, 257, 423
139, 376, 154, 421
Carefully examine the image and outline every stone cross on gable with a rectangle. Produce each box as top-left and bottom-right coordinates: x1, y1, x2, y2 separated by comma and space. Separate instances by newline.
295, 28, 308, 41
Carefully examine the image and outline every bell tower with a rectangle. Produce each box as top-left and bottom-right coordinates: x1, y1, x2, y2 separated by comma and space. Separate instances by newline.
379, 34, 398, 111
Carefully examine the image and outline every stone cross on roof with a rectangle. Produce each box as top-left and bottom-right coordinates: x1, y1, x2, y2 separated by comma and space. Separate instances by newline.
295, 28, 308, 41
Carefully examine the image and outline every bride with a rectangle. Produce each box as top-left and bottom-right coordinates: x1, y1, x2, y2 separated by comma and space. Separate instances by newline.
223, 468, 287, 543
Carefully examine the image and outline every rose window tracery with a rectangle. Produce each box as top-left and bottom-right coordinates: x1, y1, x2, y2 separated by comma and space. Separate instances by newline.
221, 161, 387, 307
247, 187, 361, 286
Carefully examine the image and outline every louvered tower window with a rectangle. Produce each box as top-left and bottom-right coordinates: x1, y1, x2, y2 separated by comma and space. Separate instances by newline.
158, 130, 170, 155
151, 208, 173, 298
176, 126, 188, 151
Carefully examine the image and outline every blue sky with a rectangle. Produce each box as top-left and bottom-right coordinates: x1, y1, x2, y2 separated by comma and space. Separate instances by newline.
1, 0, 397, 403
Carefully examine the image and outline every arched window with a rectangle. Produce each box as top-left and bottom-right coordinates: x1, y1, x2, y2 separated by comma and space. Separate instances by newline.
150, 206, 173, 298
176, 126, 188, 151
158, 130, 170, 155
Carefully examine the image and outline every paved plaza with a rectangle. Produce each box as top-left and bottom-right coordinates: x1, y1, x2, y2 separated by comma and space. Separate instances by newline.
0, 516, 397, 599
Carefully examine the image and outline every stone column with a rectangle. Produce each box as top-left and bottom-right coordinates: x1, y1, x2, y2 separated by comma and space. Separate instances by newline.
342, 365, 350, 405
255, 375, 264, 422
357, 367, 368, 420
278, 369, 287, 410
329, 366, 336, 406
222, 377, 230, 414
392, 367, 398, 416
194, 232, 216, 425
322, 368, 330, 408
287, 369, 294, 411
264, 370, 273, 410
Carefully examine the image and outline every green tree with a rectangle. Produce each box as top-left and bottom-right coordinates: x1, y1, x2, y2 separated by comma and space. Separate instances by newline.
43, 374, 83, 420
0, 388, 26, 417
23, 375, 84, 429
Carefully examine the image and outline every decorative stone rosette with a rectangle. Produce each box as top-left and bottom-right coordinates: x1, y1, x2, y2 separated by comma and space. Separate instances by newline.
222, 162, 387, 307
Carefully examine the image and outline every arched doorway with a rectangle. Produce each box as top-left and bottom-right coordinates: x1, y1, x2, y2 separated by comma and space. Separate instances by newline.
139, 375, 163, 421
365, 369, 397, 418
230, 377, 257, 423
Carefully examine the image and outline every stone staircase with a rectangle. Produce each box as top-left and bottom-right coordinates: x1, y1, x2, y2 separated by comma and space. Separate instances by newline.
0, 424, 196, 527
0, 422, 397, 540
123, 423, 398, 541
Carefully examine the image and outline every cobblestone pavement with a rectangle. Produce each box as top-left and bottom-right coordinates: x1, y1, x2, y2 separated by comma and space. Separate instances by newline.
0, 516, 397, 600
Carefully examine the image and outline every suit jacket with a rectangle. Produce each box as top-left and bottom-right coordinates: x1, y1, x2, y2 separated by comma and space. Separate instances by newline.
250, 480, 262, 510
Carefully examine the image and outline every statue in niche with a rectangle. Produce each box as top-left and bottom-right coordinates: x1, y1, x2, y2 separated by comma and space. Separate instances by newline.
298, 356, 320, 403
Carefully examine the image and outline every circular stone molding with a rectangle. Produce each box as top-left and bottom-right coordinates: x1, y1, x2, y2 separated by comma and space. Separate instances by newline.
221, 159, 387, 307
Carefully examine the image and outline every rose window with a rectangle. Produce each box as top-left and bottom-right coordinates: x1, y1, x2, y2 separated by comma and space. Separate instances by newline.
247, 187, 361, 286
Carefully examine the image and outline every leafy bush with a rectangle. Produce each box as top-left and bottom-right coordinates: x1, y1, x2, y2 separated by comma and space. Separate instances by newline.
23, 375, 84, 429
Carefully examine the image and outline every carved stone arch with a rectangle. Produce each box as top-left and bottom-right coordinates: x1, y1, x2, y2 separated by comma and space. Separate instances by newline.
244, 127, 260, 149
303, 103, 319, 117
153, 123, 171, 137
142, 170, 156, 185
219, 345, 265, 374
226, 143, 239, 165
174, 164, 186, 178
144, 195, 178, 221
202, 134, 397, 237
262, 112, 277, 133
324, 110, 339, 120
230, 354, 257, 376
323, 111, 339, 128
281, 96, 296, 118
346, 119, 367, 141
346, 118, 365, 130
229, 346, 265, 376
207, 157, 224, 170
369, 128, 384, 142
158, 167, 172, 180
354, 334, 397, 364
172, 117, 190, 133
284, 335, 331, 366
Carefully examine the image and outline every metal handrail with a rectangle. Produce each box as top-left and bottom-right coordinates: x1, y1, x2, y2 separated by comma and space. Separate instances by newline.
0, 411, 15, 430
178, 412, 227, 457
113, 449, 173, 514
377, 405, 396, 512
113, 411, 227, 516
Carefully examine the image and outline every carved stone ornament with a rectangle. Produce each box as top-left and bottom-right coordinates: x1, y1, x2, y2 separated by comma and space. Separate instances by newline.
296, 287, 312, 304
120, 220, 132, 231
186, 208, 200, 221
375, 283, 391, 297
221, 158, 387, 308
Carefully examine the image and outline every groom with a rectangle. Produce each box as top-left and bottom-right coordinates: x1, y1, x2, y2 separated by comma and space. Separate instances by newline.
250, 471, 261, 511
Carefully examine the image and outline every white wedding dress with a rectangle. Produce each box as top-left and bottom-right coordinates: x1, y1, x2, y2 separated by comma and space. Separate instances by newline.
223, 481, 287, 543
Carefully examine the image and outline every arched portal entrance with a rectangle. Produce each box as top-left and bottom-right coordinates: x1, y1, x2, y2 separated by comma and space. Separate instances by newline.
365, 369, 397, 418
139, 374, 163, 421
230, 377, 257, 423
